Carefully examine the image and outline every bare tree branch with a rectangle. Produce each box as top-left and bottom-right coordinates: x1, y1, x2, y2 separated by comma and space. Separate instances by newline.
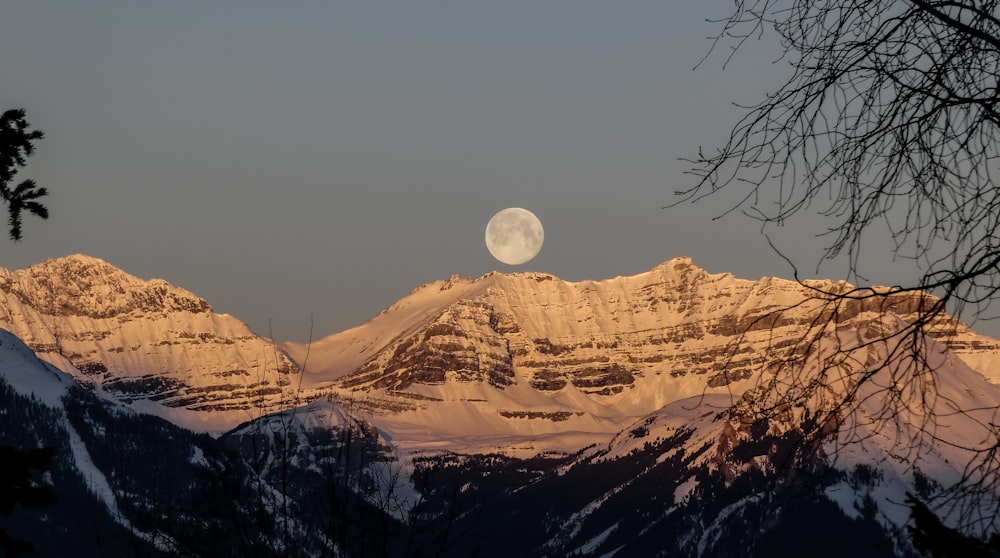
683, 0, 1000, 537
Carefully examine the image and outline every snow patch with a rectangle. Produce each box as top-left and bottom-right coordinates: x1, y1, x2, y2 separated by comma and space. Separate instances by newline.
572, 522, 619, 556
673, 476, 698, 505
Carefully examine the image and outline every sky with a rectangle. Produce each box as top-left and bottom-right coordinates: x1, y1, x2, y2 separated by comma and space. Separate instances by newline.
4, 2, 992, 342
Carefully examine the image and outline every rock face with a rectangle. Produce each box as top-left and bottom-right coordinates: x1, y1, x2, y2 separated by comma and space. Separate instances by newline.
299, 263, 986, 386
0, 255, 297, 429
273, 257, 1000, 452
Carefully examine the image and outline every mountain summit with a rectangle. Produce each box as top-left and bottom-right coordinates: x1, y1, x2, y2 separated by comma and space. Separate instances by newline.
0, 254, 297, 431
0, 254, 210, 318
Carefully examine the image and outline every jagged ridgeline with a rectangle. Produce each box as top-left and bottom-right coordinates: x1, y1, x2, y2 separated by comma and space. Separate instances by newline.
1, 255, 999, 556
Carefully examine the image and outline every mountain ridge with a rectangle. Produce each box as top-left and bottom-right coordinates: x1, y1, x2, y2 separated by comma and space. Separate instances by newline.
3, 253, 1000, 454
3, 254, 1000, 555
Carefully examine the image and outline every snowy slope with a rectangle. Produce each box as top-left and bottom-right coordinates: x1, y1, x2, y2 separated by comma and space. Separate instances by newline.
0, 328, 165, 548
0, 328, 72, 407
0, 326, 396, 557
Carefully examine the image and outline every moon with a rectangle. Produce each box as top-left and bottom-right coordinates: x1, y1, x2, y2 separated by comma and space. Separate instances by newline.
485, 207, 544, 266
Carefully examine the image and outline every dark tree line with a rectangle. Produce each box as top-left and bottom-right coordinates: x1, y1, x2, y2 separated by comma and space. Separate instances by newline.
0, 447, 54, 557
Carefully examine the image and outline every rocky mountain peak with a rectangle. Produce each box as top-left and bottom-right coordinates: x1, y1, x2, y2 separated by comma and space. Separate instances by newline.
0, 255, 297, 431
0, 254, 211, 319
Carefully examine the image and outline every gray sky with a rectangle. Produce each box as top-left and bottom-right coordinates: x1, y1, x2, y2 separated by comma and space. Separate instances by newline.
4, 2, 991, 342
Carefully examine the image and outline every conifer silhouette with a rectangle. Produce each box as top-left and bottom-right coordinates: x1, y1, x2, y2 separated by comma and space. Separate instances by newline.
0, 109, 48, 241
0, 109, 53, 555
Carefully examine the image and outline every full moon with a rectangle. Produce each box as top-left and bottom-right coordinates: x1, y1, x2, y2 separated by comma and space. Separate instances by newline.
485, 207, 544, 266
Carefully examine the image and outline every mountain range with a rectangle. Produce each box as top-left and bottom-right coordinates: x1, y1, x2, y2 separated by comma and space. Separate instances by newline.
2, 254, 999, 556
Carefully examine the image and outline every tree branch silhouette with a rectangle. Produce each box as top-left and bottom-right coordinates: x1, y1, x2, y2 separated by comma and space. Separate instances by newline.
680, 0, 1000, 542
0, 109, 48, 241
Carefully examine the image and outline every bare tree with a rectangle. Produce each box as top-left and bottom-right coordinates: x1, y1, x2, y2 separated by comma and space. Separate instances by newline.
680, 0, 1000, 537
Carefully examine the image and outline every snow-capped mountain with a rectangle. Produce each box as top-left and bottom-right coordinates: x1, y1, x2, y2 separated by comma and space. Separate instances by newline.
4, 254, 1000, 556
5, 254, 999, 451
0, 255, 298, 431
281, 257, 1000, 456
